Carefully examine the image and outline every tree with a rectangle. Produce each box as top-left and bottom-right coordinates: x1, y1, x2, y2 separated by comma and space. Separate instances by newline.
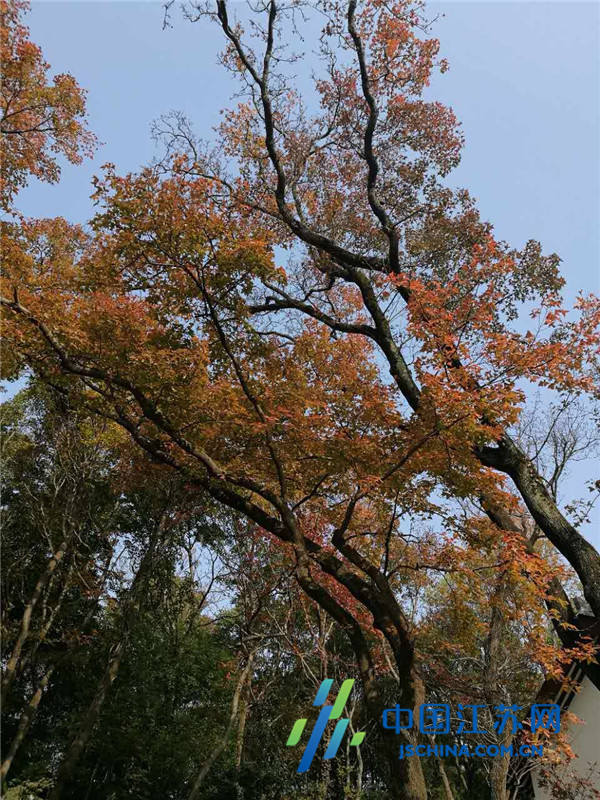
0, 387, 118, 784
188, 0, 600, 619
0, 0, 95, 214
2, 2, 598, 798
0, 387, 237, 800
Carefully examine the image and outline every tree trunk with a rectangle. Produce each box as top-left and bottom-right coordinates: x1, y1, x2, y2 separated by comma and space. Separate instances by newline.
1, 537, 69, 707
479, 434, 600, 622
234, 667, 251, 800
432, 736, 455, 800
484, 581, 511, 800
489, 732, 512, 800
48, 640, 124, 800
18, 560, 74, 678
399, 671, 428, 800
353, 633, 427, 799
48, 518, 164, 799
436, 758, 455, 800
294, 555, 428, 800
1, 556, 108, 784
1, 662, 57, 783
353, 723, 364, 796
188, 653, 254, 800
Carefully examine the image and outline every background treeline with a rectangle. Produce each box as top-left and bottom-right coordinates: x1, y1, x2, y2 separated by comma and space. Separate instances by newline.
1, 384, 593, 800
0, 385, 390, 800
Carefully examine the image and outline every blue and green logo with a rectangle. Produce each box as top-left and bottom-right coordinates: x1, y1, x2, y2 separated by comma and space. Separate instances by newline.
286, 679, 365, 773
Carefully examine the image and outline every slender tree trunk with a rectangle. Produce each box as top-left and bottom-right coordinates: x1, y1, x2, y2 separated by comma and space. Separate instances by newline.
431, 736, 455, 800
344, 698, 363, 798
453, 751, 469, 794
1, 662, 58, 783
83, 761, 99, 800
48, 518, 164, 799
354, 724, 363, 796
234, 669, 251, 800
19, 560, 75, 678
189, 653, 255, 800
48, 639, 124, 800
1, 554, 111, 783
484, 582, 511, 800
436, 755, 455, 800
1, 537, 69, 707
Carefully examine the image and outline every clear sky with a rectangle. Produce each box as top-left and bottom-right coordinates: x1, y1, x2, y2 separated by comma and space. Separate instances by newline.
9, 0, 600, 545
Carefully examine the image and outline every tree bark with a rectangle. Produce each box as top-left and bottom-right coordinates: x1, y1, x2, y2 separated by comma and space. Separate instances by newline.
489, 733, 512, 800
18, 559, 75, 678
1, 537, 69, 707
48, 640, 124, 800
479, 434, 600, 623
1, 662, 57, 783
484, 582, 512, 800
48, 517, 164, 799
234, 666, 251, 800
188, 653, 255, 800
433, 741, 455, 800
293, 564, 427, 800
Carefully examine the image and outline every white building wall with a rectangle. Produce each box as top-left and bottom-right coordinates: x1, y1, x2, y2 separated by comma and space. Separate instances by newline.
533, 676, 600, 797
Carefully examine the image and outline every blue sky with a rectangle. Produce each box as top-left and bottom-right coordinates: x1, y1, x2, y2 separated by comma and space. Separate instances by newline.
9, 0, 600, 544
